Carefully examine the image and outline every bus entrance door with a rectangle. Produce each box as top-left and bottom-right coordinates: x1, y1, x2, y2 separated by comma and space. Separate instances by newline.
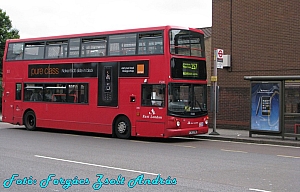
13, 99, 23, 125
13, 81, 23, 125
2, 82, 14, 123
3, 81, 23, 125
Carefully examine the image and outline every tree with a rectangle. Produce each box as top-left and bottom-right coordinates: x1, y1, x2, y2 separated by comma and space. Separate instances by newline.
0, 8, 20, 74
0, 9, 20, 111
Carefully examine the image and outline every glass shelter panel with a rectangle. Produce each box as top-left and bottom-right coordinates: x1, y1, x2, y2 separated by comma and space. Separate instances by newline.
284, 81, 300, 113
284, 81, 300, 134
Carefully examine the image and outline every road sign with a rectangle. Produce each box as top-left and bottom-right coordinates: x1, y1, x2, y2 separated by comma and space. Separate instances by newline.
215, 49, 224, 69
211, 76, 217, 82
218, 49, 223, 58
217, 49, 223, 61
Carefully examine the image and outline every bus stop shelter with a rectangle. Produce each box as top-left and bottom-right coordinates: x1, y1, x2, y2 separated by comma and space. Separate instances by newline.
244, 76, 300, 140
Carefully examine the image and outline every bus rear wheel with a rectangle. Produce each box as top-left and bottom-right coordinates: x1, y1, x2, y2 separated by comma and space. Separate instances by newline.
114, 116, 131, 139
24, 111, 37, 131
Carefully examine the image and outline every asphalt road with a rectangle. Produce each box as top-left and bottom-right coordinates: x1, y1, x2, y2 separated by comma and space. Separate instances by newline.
0, 122, 299, 192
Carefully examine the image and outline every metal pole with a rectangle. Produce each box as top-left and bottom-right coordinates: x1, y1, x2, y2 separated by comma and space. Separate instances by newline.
210, 49, 220, 135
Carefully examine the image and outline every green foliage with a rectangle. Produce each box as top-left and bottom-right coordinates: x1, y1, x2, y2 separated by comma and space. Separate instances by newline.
0, 9, 20, 111
0, 9, 20, 71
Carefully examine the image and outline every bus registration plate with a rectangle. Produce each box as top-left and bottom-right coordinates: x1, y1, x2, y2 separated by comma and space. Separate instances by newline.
189, 130, 197, 134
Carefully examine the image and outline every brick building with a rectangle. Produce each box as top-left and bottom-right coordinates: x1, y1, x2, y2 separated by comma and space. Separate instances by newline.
211, 0, 300, 129
200, 27, 212, 85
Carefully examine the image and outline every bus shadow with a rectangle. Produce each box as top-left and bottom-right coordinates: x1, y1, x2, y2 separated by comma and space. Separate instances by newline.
13, 127, 204, 143
130, 136, 203, 144
10, 127, 112, 138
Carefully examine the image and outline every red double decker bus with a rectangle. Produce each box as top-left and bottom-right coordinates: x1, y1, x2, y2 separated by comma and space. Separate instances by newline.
2, 26, 208, 138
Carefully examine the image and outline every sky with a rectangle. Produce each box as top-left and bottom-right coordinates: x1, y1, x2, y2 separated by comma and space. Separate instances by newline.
1, 0, 212, 39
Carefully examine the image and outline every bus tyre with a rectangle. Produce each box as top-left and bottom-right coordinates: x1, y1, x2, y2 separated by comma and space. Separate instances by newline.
115, 116, 131, 139
24, 111, 37, 131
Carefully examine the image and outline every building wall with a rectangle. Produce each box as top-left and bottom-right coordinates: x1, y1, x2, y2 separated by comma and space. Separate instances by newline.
205, 37, 212, 85
212, 0, 300, 129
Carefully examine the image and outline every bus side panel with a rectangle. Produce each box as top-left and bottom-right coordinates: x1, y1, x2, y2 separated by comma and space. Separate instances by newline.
135, 121, 164, 137
22, 103, 112, 134
37, 118, 112, 134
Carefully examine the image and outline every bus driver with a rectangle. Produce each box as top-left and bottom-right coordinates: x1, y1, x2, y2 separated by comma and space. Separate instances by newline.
151, 88, 163, 106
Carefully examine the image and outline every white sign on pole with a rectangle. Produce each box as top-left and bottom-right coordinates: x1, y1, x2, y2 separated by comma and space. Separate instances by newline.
215, 49, 224, 69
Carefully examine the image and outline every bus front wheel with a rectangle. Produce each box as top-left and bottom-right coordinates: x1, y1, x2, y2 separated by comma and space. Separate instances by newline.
24, 111, 37, 131
114, 116, 131, 139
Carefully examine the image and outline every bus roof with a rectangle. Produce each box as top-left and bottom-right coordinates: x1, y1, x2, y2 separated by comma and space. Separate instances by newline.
6, 25, 204, 43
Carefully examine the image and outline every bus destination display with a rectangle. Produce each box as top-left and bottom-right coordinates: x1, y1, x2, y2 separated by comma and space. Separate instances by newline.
182, 62, 198, 78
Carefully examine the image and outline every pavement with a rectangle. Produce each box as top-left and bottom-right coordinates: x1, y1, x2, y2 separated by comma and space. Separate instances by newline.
195, 128, 300, 147
0, 113, 299, 147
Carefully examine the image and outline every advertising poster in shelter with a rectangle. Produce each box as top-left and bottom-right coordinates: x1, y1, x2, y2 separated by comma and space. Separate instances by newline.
251, 82, 280, 132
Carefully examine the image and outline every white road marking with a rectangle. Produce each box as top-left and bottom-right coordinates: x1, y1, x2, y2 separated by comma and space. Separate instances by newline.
221, 149, 248, 153
61, 134, 78, 136
249, 188, 271, 192
92, 136, 110, 139
35, 155, 158, 175
277, 155, 300, 159
130, 140, 151, 144
172, 144, 196, 148
178, 137, 300, 149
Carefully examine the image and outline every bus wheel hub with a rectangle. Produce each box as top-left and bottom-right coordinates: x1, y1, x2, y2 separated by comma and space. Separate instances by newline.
118, 122, 126, 133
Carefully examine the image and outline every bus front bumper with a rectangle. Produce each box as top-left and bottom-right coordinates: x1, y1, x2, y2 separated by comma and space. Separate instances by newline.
164, 126, 208, 138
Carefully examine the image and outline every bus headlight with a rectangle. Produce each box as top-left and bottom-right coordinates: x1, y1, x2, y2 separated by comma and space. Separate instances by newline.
205, 119, 208, 125
176, 120, 180, 127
